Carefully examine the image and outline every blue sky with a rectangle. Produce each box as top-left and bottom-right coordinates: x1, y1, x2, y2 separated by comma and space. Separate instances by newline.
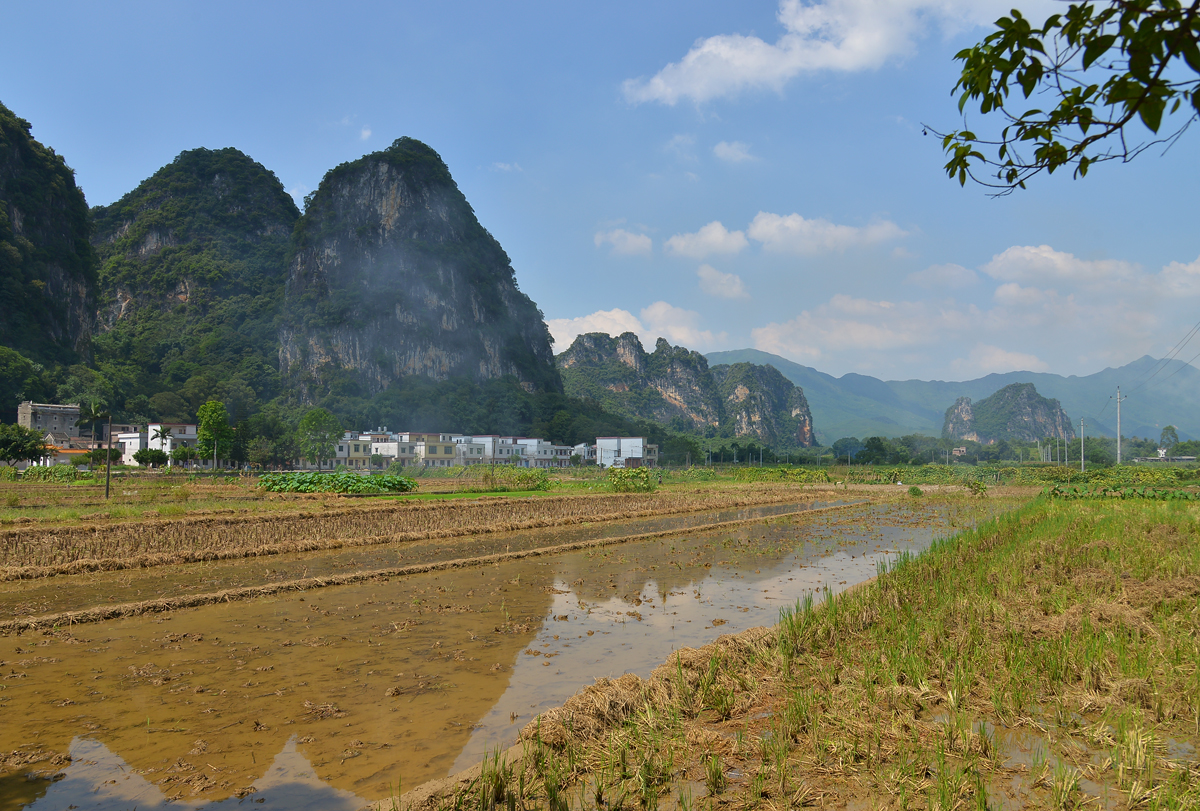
7, 0, 1199, 382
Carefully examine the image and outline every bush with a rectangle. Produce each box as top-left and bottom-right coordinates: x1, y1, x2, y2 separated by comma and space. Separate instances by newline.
729, 466, 830, 484
0, 466, 18, 482
21, 465, 84, 483
258, 472, 418, 494
908, 485, 923, 497
608, 467, 657, 493
672, 467, 717, 481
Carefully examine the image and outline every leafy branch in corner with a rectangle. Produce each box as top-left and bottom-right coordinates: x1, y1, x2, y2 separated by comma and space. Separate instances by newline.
928, 0, 1200, 194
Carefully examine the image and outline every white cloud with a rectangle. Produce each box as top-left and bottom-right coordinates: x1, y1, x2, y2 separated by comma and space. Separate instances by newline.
360, 126, 372, 141
594, 228, 653, 256
665, 221, 748, 259
491, 162, 523, 172
697, 264, 750, 299
640, 301, 727, 349
622, 0, 1050, 105
748, 211, 906, 254
713, 141, 754, 163
287, 184, 311, 206
751, 294, 975, 362
951, 345, 1049, 375
665, 133, 697, 160
982, 244, 1139, 284
546, 309, 645, 354
1160, 255, 1200, 296
546, 302, 727, 354
905, 263, 978, 289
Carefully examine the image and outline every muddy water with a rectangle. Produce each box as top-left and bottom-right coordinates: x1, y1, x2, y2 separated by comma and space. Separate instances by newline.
0, 500, 838, 619
0, 501, 978, 810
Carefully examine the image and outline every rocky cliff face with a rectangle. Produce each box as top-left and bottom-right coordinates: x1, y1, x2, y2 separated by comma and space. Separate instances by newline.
942, 383, 1074, 443
89, 147, 300, 420
710, 362, 816, 447
942, 397, 979, 442
0, 101, 97, 364
558, 333, 720, 428
558, 333, 816, 446
279, 138, 560, 399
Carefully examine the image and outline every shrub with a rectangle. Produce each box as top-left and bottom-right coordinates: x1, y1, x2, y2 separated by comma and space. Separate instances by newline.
908, 485, 923, 497
0, 466, 18, 482
258, 472, 419, 494
608, 467, 657, 493
728, 466, 830, 484
21, 465, 84, 483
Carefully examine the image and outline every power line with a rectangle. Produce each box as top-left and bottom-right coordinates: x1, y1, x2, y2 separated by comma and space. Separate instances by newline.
1124, 316, 1200, 397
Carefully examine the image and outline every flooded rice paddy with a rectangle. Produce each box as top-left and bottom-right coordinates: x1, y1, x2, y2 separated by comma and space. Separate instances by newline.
0, 499, 983, 810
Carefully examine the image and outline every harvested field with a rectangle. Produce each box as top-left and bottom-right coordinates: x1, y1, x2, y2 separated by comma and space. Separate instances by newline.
0, 485, 834, 580
395, 494, 1200, 811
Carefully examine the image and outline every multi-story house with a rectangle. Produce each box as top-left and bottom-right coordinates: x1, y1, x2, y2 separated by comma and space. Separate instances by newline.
402, 432, 458, 467
573, 442, 596, 464
514, 438, 574, 468
371, 436, 420, 468
595, 436, 658, 468
147, 423, 199, 466
449, 436, 488, 465
18, 402, 81, 438
117, 429, 147, 466
335, 432, 373, 469
468, 435, 527, 465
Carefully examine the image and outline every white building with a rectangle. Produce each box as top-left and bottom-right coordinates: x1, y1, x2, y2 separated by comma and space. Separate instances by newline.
467, 436, 527, 465
595, 437, 658, 468
116, 430, 147, 466
147, 423, 198, 466
513, 438, 574, 468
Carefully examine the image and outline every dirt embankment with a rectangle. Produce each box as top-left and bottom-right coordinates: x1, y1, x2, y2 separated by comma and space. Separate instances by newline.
0, 486, 831, 581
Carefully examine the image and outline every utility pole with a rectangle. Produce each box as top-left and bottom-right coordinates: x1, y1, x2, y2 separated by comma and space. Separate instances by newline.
104, 414, 113, 500
1080, 418, 1086, 472
1115, 386, 1126, 464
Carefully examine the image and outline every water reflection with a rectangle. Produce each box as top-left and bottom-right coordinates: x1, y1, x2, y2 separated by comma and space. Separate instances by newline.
18, 736, 365, 810
0, 501, 977, 808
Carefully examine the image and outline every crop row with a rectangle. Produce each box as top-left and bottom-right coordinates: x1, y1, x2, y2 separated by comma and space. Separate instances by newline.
0, 485, 814, 576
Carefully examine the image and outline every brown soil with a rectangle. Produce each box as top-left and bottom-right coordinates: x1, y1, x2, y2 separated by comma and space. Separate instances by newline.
0, 501, 855, 634
0, 486, 833, 580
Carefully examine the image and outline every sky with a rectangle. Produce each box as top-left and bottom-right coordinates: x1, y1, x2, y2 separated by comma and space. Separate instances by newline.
6, 0, 1199, 383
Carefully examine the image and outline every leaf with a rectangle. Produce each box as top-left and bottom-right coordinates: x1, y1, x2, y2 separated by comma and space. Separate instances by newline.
1081, 34, 1116, 69
1138, 97, 1165, 133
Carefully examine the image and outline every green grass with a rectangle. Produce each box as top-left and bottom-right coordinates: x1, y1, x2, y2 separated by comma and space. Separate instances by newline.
404, 494, 1200, 810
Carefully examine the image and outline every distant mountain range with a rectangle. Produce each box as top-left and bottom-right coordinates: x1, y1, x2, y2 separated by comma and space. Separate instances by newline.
706, 349, 1199, 444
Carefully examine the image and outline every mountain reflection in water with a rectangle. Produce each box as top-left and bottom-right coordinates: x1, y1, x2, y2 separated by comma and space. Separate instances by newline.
0, 501, 980, 808
20, 736, 365, 810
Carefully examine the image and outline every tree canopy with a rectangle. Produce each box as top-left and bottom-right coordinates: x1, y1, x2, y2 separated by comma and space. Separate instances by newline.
196, 399, 234, 462
938, 1, 1200, 192
0, 423, 49, 466
298, 408, 341, 469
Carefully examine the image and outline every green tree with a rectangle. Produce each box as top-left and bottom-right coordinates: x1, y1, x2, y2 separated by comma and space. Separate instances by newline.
133, 447, 169, 468
298, 408, 341, 470
0, 423, 49, 466
196, 400, 234, 467
74, 400, 110, 472
1161, 424, 1180, 449
229, 420, 251, 467
87, 446, 121, 466
0, 346, 43, 420
171, 445, 199, 468
938, 1, 1200, 192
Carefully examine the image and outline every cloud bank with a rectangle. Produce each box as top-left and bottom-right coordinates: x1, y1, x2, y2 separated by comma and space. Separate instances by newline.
623, 0, 1055, 105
